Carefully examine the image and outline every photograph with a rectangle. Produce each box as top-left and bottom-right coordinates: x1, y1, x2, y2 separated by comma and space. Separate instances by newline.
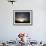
13, 10, 33, 25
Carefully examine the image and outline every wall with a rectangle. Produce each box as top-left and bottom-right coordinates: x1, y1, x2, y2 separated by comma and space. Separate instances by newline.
0, 0, 46, 42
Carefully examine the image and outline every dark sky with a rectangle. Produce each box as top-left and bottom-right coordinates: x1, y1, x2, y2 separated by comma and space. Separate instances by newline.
15, 12, 30, 19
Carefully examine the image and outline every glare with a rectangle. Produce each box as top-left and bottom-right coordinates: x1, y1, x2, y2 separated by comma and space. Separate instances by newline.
19, 19, 24, 22
16, 18, 27, 22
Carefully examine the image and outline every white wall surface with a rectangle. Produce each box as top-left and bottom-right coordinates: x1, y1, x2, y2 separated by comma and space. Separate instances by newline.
0, 0, 46, 42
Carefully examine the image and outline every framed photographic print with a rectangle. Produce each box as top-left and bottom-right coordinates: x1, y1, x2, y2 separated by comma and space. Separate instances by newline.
13, 10, 33, 26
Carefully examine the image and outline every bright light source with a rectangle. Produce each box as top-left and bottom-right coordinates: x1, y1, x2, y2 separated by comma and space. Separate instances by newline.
16, 18, 27, 22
